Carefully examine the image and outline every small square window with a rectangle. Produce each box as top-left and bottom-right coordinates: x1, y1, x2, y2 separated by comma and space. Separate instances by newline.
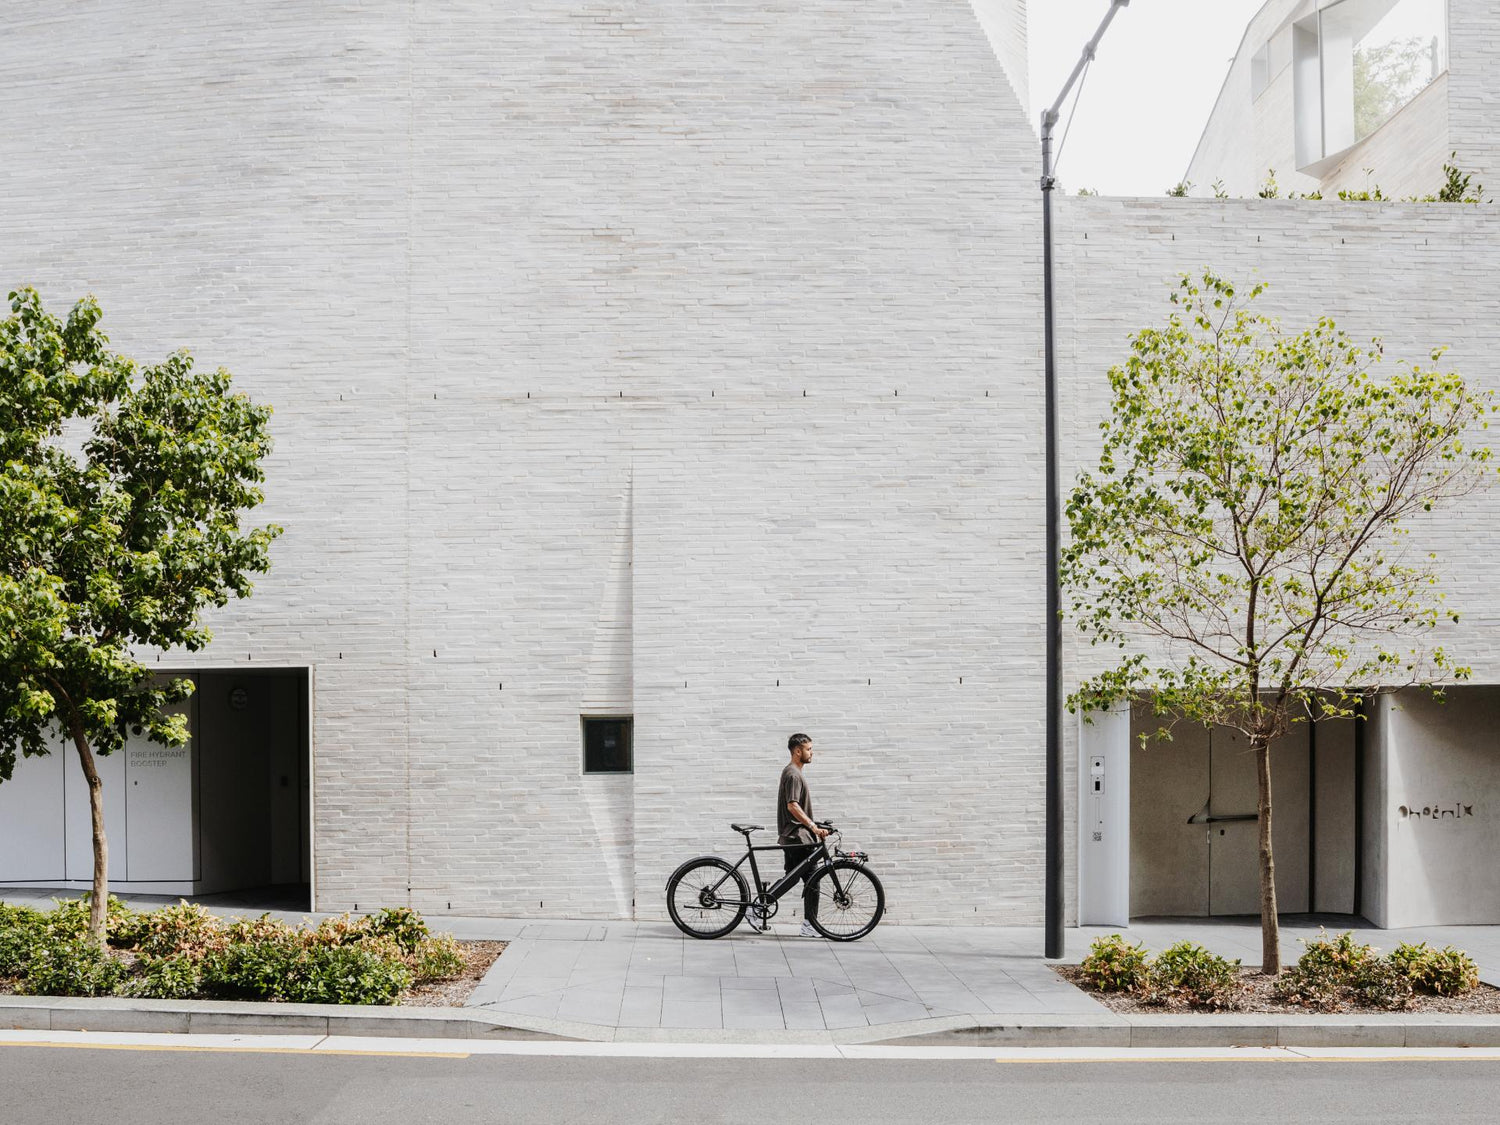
583, 717, 632, 773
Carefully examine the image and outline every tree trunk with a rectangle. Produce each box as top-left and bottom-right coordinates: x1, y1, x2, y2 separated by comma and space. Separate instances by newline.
1253, 735, 1280, 974
68, 721, 110, 948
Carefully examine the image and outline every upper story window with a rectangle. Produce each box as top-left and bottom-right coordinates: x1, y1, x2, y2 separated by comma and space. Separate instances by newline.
1250, 30, 1293, 101
1251, 42, 1272, 99
1292, 0, 1448, 171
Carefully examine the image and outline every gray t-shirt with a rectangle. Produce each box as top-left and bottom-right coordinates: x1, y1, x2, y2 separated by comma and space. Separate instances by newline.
777, 762, 813, 844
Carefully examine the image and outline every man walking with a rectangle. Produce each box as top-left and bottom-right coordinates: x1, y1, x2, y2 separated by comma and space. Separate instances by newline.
778, 733, 829, 938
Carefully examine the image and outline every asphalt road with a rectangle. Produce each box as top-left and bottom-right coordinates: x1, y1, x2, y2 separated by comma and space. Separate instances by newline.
3, 1043, 1500, 1124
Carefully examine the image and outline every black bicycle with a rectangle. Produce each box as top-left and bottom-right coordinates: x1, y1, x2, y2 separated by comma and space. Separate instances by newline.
665, 820, 885, 941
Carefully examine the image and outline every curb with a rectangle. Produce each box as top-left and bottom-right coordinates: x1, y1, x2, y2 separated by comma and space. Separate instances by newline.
867, 1012, 1500, 1049
0, 996, 585, 1041
7, 996, 1500, 1048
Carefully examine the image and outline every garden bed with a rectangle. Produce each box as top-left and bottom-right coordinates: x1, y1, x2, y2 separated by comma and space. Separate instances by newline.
1063, 931, 1499, 1015
0, 897, 506, 1007
402, 940, 506, 1006
1055, 963, 1500, 1016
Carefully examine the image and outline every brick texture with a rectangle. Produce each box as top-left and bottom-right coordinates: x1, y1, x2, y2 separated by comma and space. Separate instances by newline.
0, 1, 1048, 923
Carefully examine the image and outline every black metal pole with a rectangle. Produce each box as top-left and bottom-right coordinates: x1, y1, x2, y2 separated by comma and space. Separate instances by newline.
1043, 0, 1129, 962
1042, 127, 1063, 960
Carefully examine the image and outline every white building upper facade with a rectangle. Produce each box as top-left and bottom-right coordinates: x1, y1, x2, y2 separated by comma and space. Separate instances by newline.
1186, 0, 1500, 200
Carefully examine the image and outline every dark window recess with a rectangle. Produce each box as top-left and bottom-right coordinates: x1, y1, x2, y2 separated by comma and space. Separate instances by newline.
583, 717, 632, 773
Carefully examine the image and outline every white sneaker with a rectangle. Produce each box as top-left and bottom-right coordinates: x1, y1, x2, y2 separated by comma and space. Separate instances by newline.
799, 920, 819, 938
743, 906, 765, 932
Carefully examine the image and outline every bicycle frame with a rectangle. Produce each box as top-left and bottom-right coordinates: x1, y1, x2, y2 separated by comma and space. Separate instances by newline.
711, 834, 839, 907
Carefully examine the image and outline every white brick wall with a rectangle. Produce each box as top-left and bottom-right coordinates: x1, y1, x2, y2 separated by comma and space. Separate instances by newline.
0, 1, 1049, 923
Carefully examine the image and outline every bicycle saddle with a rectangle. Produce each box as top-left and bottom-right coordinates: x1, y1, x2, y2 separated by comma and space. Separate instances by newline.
730, 823, 764, 834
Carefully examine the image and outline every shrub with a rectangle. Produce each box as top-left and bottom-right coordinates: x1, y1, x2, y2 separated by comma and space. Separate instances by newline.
199, 938, 301, 1001
1273, 931, 1379, 1011
126, 953, 204, 1000
1390, 942, 1480, 997
1144, 942, 1243, 1010
308, 912, 379, 948
1273, 963, 1343, 1010
0, 904, 48, 978
408, 935, 466, 983
18, 936, 128, 997
1349, 958, 1416, 1012
283, 944, 413, 1006
5, 900, 460, 1004
367, 907, 430, 955
222, 913, 298, 948
1294, 930, 1375, 978
1078, 934, 1150, 993
132, 901, 225, 957
44, 894, 142, 946
1273, 932, 1480, 1010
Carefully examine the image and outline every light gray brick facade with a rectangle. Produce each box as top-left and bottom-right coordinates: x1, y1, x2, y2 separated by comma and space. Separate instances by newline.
4, 2, 1498, 925
1, 2, 1049, 922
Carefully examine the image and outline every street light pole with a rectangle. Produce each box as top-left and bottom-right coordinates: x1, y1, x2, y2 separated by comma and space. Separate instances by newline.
1043, 0, 1129, 961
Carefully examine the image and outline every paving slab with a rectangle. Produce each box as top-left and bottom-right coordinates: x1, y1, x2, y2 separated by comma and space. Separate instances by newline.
617, 986, 664, 1028
659, 999, 722, 1029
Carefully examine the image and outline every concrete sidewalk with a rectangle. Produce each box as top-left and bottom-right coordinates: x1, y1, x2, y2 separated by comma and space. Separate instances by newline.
462, 915, 1500, 1035
6, 888, 1500, 1044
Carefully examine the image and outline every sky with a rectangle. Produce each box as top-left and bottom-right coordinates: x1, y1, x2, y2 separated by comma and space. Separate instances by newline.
1026, 0, 1267, 196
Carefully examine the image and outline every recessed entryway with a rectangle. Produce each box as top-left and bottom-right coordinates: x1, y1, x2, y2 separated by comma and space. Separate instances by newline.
0, 668, 310, 909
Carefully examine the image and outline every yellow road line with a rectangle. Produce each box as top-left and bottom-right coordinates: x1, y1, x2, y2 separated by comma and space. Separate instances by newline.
0, 1041, 469, 1059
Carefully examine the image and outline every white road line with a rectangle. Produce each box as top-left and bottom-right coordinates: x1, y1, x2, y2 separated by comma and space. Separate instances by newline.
3, 1030, 1500, 1063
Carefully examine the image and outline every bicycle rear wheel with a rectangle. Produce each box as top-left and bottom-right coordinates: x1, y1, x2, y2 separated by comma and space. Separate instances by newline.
666, 857, 749, 939
806, 859, 884, 941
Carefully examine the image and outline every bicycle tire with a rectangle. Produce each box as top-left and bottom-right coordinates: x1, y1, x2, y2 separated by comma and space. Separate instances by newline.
806, 859, 885, 942
666, 856, 749, 939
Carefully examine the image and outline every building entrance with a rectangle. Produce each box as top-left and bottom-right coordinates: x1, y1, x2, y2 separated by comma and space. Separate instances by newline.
0, 668, 310, 907
1128, 706, 1358, 919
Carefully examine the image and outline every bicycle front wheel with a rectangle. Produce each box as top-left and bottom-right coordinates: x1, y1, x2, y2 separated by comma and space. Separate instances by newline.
806, 859, 885, 941
666, 856, 749, 939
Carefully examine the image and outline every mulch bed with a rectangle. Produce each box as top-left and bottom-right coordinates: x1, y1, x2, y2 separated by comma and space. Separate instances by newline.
1054, 964, 1500, 1015
401, 940, 507, 1007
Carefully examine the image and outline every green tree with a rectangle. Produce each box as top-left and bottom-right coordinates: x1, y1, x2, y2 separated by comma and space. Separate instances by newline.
1062, 273, 1493, 973
0, 289, 280, 945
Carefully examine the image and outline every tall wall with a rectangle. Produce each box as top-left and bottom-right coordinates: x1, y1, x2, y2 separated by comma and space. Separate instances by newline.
0, 2, 1044, 922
